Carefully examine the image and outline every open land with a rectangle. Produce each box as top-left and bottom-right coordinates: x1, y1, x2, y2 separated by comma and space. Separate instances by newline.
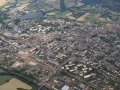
17, 3, 29, 11
0, 78, 32, 90
1, 0, 120, 90
0, 69, 5, 73
77, 13, 90, 21
76, 2, 84, 7
0, 76, 12, 85
0, 0, 6, 6
1, 0, 120, 23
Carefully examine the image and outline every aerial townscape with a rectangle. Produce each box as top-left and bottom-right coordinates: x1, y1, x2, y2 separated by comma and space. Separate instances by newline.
0, 0, 120, 90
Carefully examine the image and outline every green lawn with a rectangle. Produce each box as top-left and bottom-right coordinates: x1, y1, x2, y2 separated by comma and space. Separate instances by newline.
0, 76, 12, 86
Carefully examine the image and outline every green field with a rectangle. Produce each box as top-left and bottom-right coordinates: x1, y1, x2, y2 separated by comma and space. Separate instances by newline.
0, 69, 5, 73
0, 76, 12, 85
42, 2, 120, 23
1, 0, 120, 27
35, 0, 120, 22
0, 78, 32, 90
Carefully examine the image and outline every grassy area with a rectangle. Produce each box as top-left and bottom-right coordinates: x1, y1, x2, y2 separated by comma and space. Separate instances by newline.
47, 12, 56, 16
117, 18, 120, 23
20, 0, 120, 23
17, 3, 29, 11
3, 19, 14, 23
64, 0, 75, 8
0, 78, 32, 90
0, 0, 6, 6
92, 13, 101, 19
0, 69, 5, 73
85, 13, 101, 22
66, 2, 75, 8
109, 14, 119, 21
106, 17, 112, 22
98, 17, 106, 21
77, 13, 90, 21
0, 0, 15, 6
67, 16, 75, 20
1, 0, 120, 25
0, 76, 12, 86
65, 12, 72, 16
65, 12, 75, 20
76, 2, 84, 7
109, 10, 118, 15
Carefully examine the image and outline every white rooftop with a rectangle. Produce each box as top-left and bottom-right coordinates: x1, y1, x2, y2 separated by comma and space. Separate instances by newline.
62, 85, 69, 90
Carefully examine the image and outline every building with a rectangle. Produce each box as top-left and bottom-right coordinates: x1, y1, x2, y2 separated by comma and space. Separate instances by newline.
61, 85, 69, 90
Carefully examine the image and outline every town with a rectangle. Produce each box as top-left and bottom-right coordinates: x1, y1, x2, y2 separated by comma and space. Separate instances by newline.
0, 0, 120, 90
0, 17, 120, 90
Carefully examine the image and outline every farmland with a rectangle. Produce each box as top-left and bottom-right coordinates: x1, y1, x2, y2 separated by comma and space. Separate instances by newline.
0, 0, 120, 90
24, 0, 120, 23
0, 0, 15, 6
17, 3, 29, 11
1, 0, 120, 23
0, 78, 32, 90
36, 0, 120, 22
0, 76, 12, 85
0, 68, 33, 90
0, 69, 5, 73
77, 13, 90, 21
0, 0, 6, 6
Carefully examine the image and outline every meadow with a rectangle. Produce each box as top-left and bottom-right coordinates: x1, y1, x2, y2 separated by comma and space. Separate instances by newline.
41, 0, 120, 23
0, 69, 5, 73
77, 13, 90, 21
0, 0, 6, 6
0, 76, 12, 86
0, 78, 32, 90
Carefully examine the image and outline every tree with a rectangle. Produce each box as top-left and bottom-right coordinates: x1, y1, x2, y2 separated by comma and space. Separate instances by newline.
15, 19, 20, 25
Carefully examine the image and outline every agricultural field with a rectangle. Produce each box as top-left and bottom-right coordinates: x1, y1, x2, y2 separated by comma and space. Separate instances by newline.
0, 69, 5, 73
65, 12, 75, 20
75, 2, 84, 7
0, 76, 12, 86
0, 0, 15, 6
47, 12, 56, 16
39, 0, 120, 22
0, 0, 7, 6
17, 3, 29, 11
1, 0, 120, 24
109, 10, 118, 15
40, 0, 120, 23
98, 17, 106, 21
1, 0, 119, 23
117, 18, 120, 23
0, 78, 32, 90
106, 17, 112, 22
77, 13, 90, 21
